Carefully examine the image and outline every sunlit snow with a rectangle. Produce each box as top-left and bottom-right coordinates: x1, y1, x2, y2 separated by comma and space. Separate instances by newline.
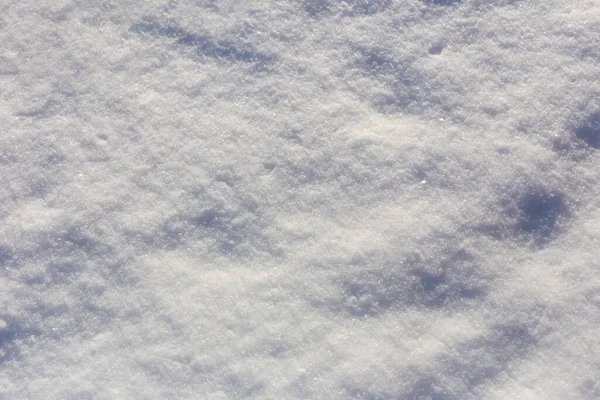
2, 0, 600, 399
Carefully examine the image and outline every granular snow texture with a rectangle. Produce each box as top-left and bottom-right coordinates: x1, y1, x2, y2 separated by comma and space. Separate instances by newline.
1, 1, 600, 399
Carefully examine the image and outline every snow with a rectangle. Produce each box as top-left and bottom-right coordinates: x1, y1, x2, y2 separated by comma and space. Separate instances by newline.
1, 0, 600, 398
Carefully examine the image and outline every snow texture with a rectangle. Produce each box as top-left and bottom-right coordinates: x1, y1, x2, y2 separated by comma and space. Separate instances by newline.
1, 0, 600, 399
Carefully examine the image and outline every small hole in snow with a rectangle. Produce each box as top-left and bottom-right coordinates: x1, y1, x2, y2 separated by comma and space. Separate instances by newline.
428, 45, 444, 55
576, 113, 600, 149
516, 190, 567, 245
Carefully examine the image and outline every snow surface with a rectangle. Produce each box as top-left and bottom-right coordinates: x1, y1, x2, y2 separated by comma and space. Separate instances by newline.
2, 0, 600, 398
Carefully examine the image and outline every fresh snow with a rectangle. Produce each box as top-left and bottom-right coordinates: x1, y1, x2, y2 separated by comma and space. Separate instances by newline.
2, 0, 600, 399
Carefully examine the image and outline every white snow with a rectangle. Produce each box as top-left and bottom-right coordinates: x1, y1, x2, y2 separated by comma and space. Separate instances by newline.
2, 0, 600, 398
